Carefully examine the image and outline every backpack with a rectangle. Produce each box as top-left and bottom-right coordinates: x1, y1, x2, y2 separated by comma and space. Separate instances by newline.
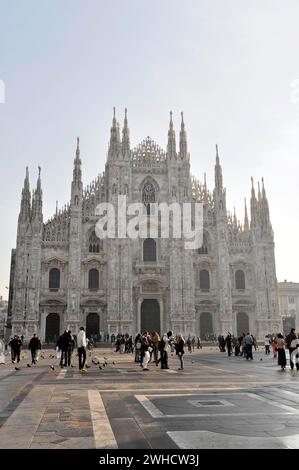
158, 338, 165, 351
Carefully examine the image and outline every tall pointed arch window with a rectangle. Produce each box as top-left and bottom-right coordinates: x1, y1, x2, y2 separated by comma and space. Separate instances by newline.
142, 182, 155, 215
88, 231, 102, 253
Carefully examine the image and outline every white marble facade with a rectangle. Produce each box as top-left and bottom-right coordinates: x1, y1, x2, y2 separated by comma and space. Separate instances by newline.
10, 110, 281, 341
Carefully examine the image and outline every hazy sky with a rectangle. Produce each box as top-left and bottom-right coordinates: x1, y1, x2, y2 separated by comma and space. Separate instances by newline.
1, 0, 299, 300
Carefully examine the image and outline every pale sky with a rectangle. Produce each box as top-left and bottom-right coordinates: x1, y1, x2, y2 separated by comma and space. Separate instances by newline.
1, 0, 299, 300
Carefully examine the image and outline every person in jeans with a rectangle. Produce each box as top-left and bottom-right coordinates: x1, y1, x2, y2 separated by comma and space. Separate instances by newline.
175, 334, 185, 370
28, 333, 39, 364
244, 332, 254, 360
160, 331, 173, 369
8, 335, 22, 363
264, 335, 271, 355
77, 326, 87, 372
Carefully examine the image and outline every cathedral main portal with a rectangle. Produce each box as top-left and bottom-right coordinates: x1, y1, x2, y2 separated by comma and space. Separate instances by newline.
140, 299, 160, 335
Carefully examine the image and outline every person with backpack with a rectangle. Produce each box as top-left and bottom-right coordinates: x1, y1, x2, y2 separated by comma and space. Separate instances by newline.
244, 332, 254, 360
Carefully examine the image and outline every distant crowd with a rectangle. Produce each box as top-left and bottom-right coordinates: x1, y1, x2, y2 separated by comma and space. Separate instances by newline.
2, 328, 299, 373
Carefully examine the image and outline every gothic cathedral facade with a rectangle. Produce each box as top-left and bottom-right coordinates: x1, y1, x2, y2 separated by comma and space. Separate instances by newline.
9, 110, 282, 341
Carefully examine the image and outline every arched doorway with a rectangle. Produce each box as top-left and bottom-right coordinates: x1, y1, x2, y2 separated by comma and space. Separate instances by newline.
45, 313, 60, 343
199, 312, 213, 338
237, 312, 249, 336
141, 299, 160, 334
86, 312, 100, 338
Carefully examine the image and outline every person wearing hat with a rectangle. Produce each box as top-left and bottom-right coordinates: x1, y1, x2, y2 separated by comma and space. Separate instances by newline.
77, 326, 87, 372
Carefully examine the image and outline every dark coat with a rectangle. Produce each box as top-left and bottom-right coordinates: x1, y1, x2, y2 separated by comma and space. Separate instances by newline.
29, 337, 40, 351
9, 338, 22, 351
175, 338, 185, 355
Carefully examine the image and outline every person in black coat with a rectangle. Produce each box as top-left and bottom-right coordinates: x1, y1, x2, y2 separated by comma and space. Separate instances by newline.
8, 335, 22, 363
57, 331, 69, 367
225, 333, 232, 357
175, 334, 185, 370
28, 333, 40, 364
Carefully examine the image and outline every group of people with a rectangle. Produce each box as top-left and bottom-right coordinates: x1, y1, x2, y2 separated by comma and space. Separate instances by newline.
218, 332, 258, 360
6, 334, 42, 365
133, 331, 186, 371
266, 329, 299, 370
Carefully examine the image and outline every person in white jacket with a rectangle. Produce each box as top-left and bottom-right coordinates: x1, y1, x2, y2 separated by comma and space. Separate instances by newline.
77, 326, 87, 372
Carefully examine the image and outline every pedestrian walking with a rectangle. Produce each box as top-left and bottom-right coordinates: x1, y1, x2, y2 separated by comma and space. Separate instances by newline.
151, 331, 160, 365
225, 333, 232, 357
8, 335, 22, 363
187, 336, 192, 353
0, 338, 5, 364
140, 331, 151, 370
77, 326, 87, 372
57, 331, 69, 368
271, 334, 278, 359
244, 332, 254, 360
159, 331, 173, 369
66, 331, 75, 366
175, 334, 185, 369
276, 333, 287, 370
28, 333, 39, 364
264, 335, 271, 355
285, 328, 299, 371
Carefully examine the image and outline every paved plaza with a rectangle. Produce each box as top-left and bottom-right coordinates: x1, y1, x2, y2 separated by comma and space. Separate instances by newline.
1, 346, 299, 449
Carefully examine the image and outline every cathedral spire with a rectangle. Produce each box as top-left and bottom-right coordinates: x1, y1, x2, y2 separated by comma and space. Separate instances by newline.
233, 206, 238, 230
122, 108, 130, 159
261, 177, 270, 226
214, 144, 223, 192
108, 107, 120, 160
167, 111, 176, 159
250, 177, 257, 227
19, 166, 31, 222
73, 137, 82, 184
257, 180, 262, 202
244, 198, 249, 231
32, 166, 43, 222
179, 111, 188, 159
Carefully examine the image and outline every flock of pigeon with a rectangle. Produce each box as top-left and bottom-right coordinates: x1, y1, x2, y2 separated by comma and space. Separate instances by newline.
2, 352, 117, 372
